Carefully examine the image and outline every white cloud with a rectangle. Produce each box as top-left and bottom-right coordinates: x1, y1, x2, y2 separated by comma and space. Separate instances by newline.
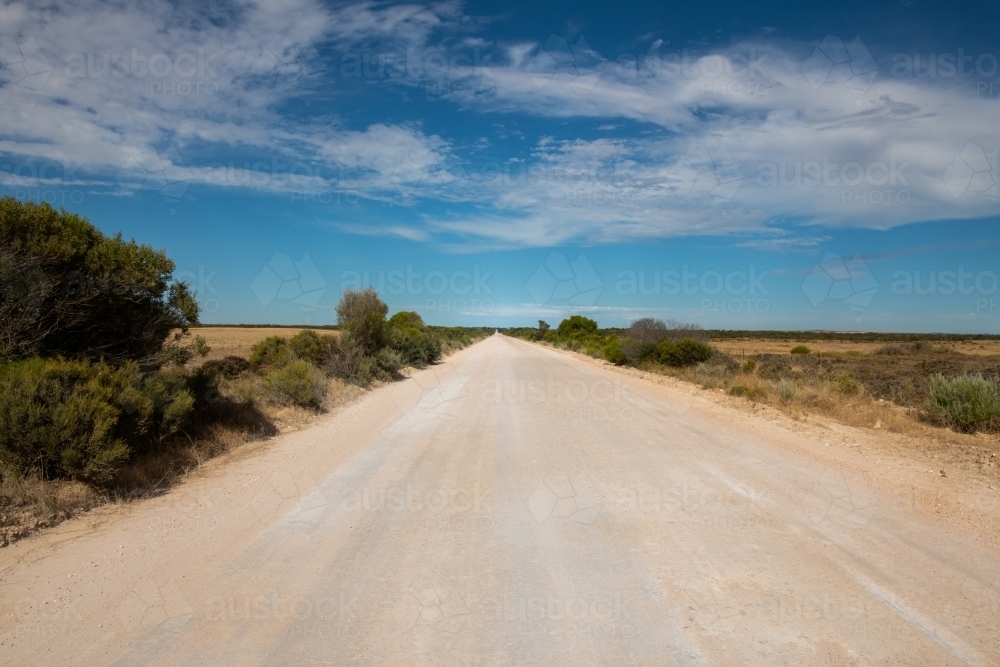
0, 0, 453, 202
1, 2, 997, 250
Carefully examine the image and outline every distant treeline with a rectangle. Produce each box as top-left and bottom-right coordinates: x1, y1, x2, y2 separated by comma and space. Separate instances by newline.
194, 324, 1000, 342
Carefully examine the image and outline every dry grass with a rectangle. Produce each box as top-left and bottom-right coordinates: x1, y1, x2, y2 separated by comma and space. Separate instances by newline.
1, 477, 100, 546
712, 338, 1000, 358
187, 326, 339, 362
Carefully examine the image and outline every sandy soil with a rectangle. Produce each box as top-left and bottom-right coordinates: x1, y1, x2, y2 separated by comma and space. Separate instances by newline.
1, 335, 997, 666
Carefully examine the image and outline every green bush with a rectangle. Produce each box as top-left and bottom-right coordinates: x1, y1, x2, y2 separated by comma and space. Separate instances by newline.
372, 348, 404, 381
288, 330, 339, 367
336, 287, 388, 354
790, 345, 811, 354
388, 311, 425, 329
0, 198, 199, 364
556, 315, 598, 338
249, 335, 293, 369
0, 358, 194, 482
602, 338, 627, 365
387, 326, 441, 367
263, 359, 327, 408
654, 338, 713, 366
741, 359, 757, 373
928, 373, 1000, 433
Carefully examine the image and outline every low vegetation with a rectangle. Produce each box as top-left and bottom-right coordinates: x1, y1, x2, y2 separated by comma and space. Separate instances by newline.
503, 316, 713, 371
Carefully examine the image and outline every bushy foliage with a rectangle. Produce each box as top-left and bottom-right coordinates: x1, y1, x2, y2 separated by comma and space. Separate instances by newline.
790, 345, 811, 354
372, 348, 405, 381
653, 338, 713, 367
0, 198, 199, 364
602, 338, 627, 365
0, 358, 194, 482
927, 373, 1000, 433
200, 355, 251, 380
249, 335, 293, 369
336, 287, 388, 354
557, 315, 598, 338
263, 359, 328, 408
388, 326, 441, 367
741, 359, 757, 373
288, 330, 339, 367
387, 311, 425, 329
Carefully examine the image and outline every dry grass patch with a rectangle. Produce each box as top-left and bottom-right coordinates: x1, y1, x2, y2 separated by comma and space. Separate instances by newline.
186, 327, 338, 362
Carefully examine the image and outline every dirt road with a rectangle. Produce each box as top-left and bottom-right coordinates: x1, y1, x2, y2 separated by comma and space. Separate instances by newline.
2, 335, 998, 666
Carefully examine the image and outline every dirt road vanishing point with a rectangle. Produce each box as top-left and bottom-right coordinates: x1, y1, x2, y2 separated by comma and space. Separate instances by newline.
2, 335, 998, 666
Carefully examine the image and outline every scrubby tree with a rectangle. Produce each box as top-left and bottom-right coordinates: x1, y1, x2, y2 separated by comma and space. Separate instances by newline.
629, 318, 669, 343
556, 315, 598, 338
335, 287, 388, 353
0, 198, 199, 364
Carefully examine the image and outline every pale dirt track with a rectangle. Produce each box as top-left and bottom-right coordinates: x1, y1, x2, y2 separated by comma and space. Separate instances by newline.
2, 335, 999, 666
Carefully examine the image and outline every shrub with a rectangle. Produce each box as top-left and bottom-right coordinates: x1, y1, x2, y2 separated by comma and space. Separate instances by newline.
324, 335, 372, 386
741, 359, 757, 373
142, 369, 196, 444
263, 359, 327, 408
620, 338, 655, 365
372, 348, 404, 380
0, 358, 194, 483
387, 311, 425, 329
790, 345, 811, 354
388, 326, 441, 367
927, 373, 1000, 433
0, 198, 199, 364
837, 374, 861, 395
556, 315, 598, 338
779, 379, 796, 402
629, 318, 669, 344
655, 338, 713, 366
200, 355, 251, 380
602, 338, 627, 365
729, 385, 767, 401
874, 344, 906, 356
336, 288, 388, 354
288, 330, 338, 367
249, 335, 293, 369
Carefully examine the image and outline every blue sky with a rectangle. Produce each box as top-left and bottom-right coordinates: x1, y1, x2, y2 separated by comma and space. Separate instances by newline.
1, 0, 998, 331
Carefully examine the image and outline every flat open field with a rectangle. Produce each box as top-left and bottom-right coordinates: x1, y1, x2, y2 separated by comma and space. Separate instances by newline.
188, 327, 338, 361
711, 337, 1000, 357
